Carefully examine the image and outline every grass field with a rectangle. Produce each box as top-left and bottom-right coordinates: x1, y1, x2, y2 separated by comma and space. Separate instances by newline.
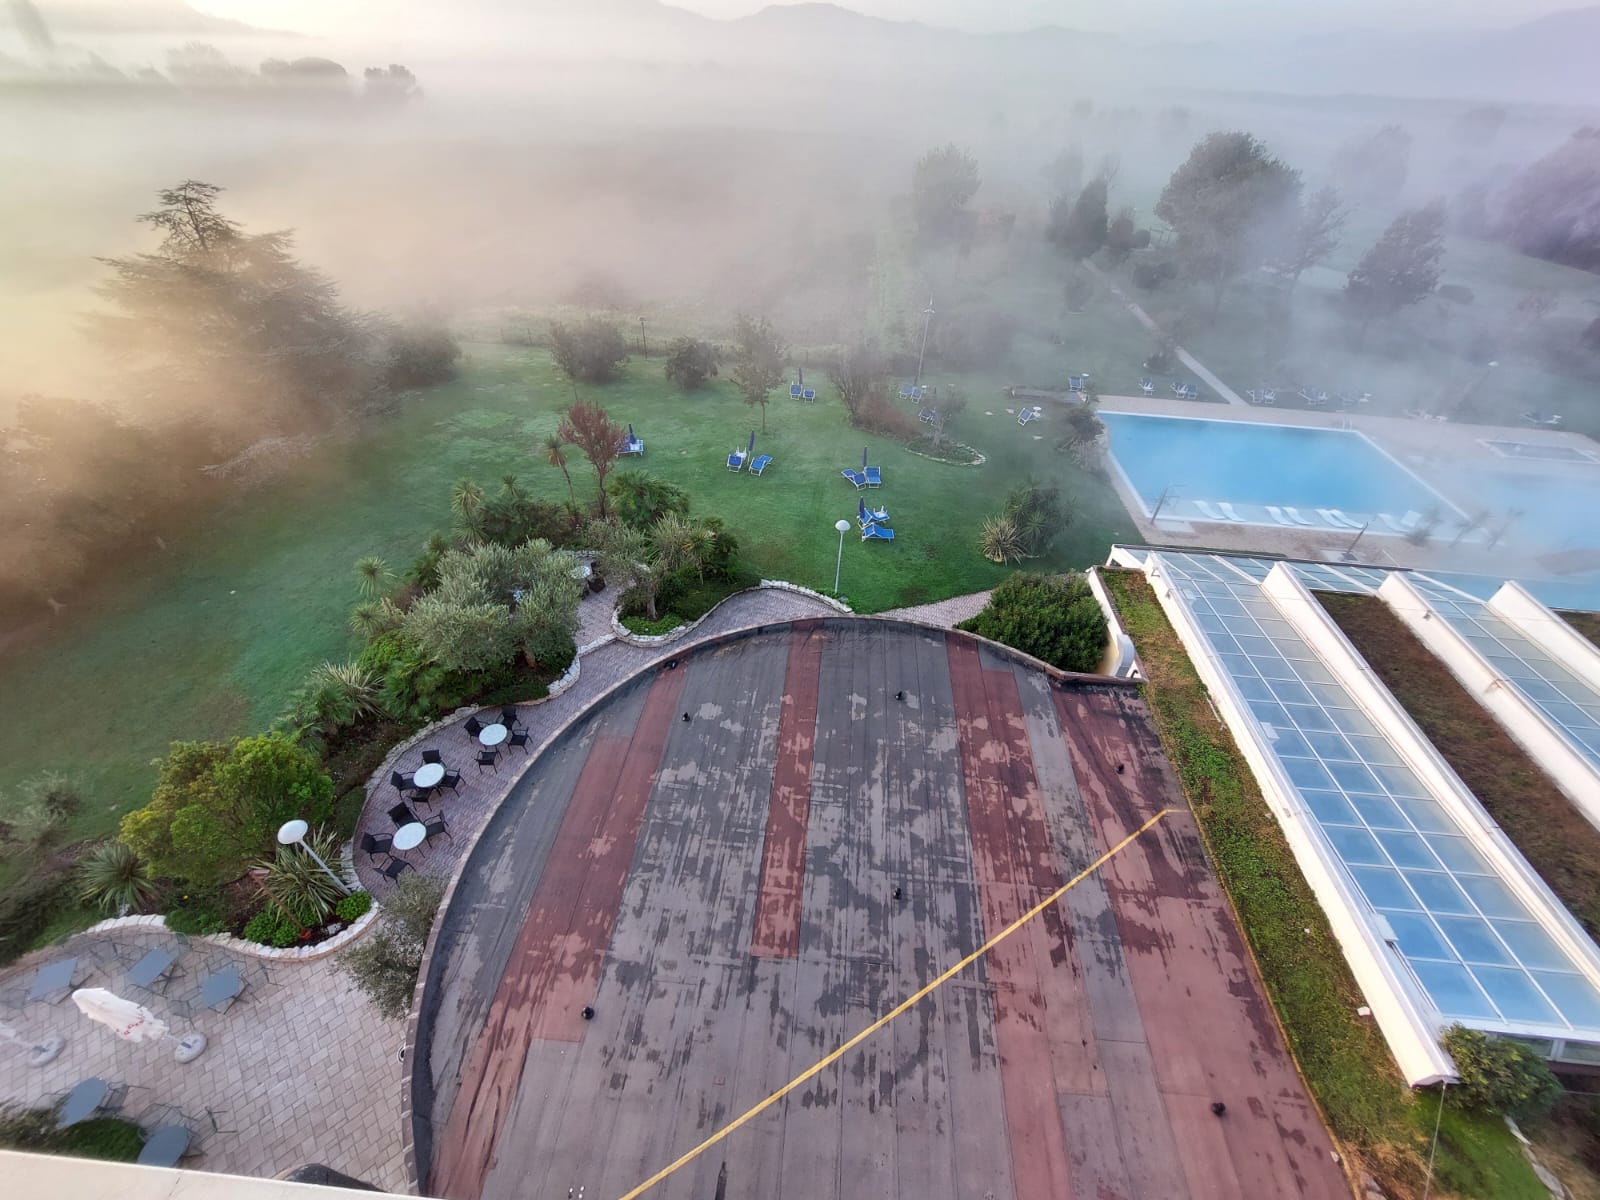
0, 345, 1139, 850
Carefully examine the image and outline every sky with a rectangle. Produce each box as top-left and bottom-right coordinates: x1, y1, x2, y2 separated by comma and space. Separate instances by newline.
186, 0, 1563, 40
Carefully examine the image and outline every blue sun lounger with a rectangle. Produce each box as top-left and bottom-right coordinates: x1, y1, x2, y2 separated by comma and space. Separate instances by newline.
841, 469, 867, 489
1139, 377, 1155, 396
727, 450, 746, 472
864, 466, 882, 488
749, 454, 772, 475
789, 384, 803, 399
801, 388, 816, 402
862, 523, 895, 542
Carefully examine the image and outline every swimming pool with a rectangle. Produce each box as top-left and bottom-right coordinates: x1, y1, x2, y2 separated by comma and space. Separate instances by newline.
1102, 413, 1455, 530
1482, 440, 1598, 464
1465, 472, 1600, 553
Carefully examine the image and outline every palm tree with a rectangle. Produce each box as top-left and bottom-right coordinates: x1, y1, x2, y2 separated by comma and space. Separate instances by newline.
354, 555, 393, 599
980, 514, 1026, 564
500, 474, 525, 500
450, 479, 486, 535
542, 434, 576, 507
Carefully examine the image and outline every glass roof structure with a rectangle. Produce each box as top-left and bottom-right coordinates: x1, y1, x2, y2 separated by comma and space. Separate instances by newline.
1148, 550, 1600, 1038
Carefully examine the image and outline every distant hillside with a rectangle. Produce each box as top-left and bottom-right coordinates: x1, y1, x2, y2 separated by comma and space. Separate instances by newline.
38, 1, 270, 35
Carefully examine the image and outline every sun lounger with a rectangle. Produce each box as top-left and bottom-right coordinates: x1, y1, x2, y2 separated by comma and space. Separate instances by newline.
864, 466, 882, 488
727, 451, 746, 471
841, 469, 867, 489
1017, 407, 1041, 425
801, 388, 816, 402
899, 385, 918, 401
619, 437, 644, 456
862, 523, 895, 541
1172, 382, 1200, 400
1317, 508, 1361, 530
749, 454, 772, 475
1194, 500, 1227, 522
1218, 502, 1246, 522
1139, 378, 1155, 396
918, 406, 937, 424
1069, 374, 1091, 391
789, 384, 803, 399
1284, 507, 1317, 527
1378, 513, 1410, 534
1267, 505, 1296, 527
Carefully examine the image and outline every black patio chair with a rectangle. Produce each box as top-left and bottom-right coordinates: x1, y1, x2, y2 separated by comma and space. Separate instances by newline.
464, 716, 483, 738
389, 769, 413, 795
380, 858, 413, 883
423, 813, 452, 843
360, 832, 394, 865
475, 749, 499, 773
500, 707, 524, 731
508, 728, 531, 754
421, 749, 443, 766
406, 786, 436, 810
440, 768, 462, 795
387, 802, 417, 828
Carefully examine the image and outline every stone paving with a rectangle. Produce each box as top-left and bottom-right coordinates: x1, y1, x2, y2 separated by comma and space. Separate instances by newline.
881, 590, 992, 629
0, 925, 406, 1191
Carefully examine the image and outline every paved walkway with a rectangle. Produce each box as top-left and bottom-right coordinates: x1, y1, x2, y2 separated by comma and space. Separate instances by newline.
1084, 261, 1245, 406
0, 926, 405, 1190
881, 590, 992, 628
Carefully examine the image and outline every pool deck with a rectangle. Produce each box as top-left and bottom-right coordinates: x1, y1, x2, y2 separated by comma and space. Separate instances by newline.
1096, 395, 1599, 581
412, 621, 1348, 1200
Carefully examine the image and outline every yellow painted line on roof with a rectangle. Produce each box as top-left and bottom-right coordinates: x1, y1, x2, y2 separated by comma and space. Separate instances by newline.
615, 806, 1178, 1200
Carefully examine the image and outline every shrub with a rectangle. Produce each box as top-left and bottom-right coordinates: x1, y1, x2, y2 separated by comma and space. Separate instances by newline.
60, 1116, 146, 1162
978, 481, 1068, 563
549, 317, 628, 384
77, 841, 157, 915
243, 906, 303, 948
0, 873, 74, 965
339, 873, 444, 1018
120, 733, 335, 886
1442, 1026, 1562, 1120
336, 891, 373, 922
855, 396, 917, 438
663, 336, 719, 389
17, 771, 84, 821
383, 323, 461, 389
164, 899, 227, 937
957, 573, 1108, 673
1133, 259, 1178, 289
257, 824, 347, 925
608, 472, 691, 531
278, 661, 385, 743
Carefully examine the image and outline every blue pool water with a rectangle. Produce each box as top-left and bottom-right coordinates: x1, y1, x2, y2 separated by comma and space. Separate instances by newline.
1102, 413, 1450, 523
1467, 472, 1600, 553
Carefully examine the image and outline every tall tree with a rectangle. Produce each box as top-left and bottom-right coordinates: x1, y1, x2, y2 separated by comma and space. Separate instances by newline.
911, 144, 980, 244
557, 400, 625, 519
1493, 128, 1600, 272
93, 180, 380, 437
1154, 132, 1301, 314
1330, 125, 1412, 208
828, 341, 891, 426
1345, 201, 1446, 343
549, 318, 629, 385
1277, 185, 1348, 296
728, 314, 787, 433
1046, 179, 1109, 261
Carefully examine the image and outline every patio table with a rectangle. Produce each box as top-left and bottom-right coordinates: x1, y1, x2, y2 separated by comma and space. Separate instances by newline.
393, 822, 427, 853
28, 957, 77, 1002
199, 965, 245, 1012
128, 948, 178, 992
478, 724, 508, 749
56, 1078, 110, 1129
412, 762, 445, 789
137, 1125, 192, 1167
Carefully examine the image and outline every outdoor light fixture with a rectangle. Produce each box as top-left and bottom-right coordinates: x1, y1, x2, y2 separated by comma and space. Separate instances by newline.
277, 819, 351, 897
833, 518, 852, 594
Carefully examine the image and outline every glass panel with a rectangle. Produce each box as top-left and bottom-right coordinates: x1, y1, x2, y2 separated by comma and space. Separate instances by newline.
1284, 758, 1335, 791
1395, 798, 1457, 835
1493, 921, 1571, 971
1249, 701, 1289, 728
1372, 764, 1429, 798
1302, 790, 1359, 825
1556, 1040, 1600, 1064
1305, 731, 1357, 761
1282, 704, 1336, 733
1434, 915, 1514, 966
1459, 875, 1532, 921
1375, 830, 1440, 871
1425, 834, 1490, 873
1270, 728, 1314, 759
1328, 708, 1380, 737
1234, 675, 1276, 703
1344, 735, 1404, 767
1251, 656, 1299, 681
1218, 653, 1257, 679
1533, 973, 1600, 1028
1382, 910, 1453, 961
1406, 872, 1474, 915
1325, 825, 1387, 866
1472, 967, 1560, 1024
1328, 762, 1381, 794
1349, 793, 1408, 830
1411, 960, 1499, 1019
1268, 680, 1315, 707
1351, 866, 1419, 911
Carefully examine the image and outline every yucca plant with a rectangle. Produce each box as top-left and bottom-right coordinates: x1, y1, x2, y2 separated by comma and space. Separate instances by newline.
256, 825, 348, 927
354, 555, 394, 599
980, 513, 1026, 564
78, 841, 157, 915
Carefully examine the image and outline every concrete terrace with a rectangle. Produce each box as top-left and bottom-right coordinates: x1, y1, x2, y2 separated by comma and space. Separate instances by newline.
410, 619, 1347, 1200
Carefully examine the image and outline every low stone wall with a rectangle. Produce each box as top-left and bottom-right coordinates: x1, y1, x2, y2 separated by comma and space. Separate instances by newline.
610, 580, 852, 647
84, 905, 381, 963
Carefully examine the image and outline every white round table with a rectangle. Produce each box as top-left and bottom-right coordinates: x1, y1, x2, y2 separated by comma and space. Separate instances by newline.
479, 724, 508, 748
393, 822, 426, 853
413, 762, 445, 789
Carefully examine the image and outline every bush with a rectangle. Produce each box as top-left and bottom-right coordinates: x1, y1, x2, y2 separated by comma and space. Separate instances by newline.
383, 323, 461, 389
0, 873, 73, 965
1133, 259, 1178, 289
1443, 1026, 1562, 1120
978, 481, 1068, 563
257, 825, 347, 925
0, 1105, 144, 1162
120, 733, 335, 887
549, 317, 628, 384
855, 396, 917, 438
164, 898, 227, 937
243, 906, 304, 948
608, 472, 691, 530
957, 573, 1108, 673
77, 841, 157, 915
663, 336, 719, 390
336, 891, 373, 922
339, 873, 444, 1018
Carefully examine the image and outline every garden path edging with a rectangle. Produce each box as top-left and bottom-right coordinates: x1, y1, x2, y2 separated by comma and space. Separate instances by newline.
610, 580, 852, 646
84, 903, 382, 962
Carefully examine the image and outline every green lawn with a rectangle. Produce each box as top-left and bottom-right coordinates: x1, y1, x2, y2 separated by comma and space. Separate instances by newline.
0, 345, 1139, 847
